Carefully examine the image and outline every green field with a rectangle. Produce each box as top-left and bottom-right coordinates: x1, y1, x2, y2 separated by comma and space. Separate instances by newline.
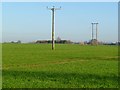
2, 44, 118, 88
0, 44, 2, 89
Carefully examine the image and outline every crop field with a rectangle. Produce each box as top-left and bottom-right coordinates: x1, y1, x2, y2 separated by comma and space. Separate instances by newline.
2, 44, 118, 88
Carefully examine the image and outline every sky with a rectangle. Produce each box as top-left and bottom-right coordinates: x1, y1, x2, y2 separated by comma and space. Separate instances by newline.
2, 2, 118, 43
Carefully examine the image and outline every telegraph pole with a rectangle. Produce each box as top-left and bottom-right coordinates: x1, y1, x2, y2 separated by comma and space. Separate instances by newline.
96, 23, 98, 41
91, 23, 98, 40
91, 22, 99, 45
91, 23, 94, 40
47, 6, 61, 50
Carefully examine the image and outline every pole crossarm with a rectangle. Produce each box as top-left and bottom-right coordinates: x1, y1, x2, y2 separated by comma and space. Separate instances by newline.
47, 6, 61, 10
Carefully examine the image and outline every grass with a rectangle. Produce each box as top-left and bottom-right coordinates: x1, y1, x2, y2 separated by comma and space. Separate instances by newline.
2, 43, 118, 88
0, 43, 2, 89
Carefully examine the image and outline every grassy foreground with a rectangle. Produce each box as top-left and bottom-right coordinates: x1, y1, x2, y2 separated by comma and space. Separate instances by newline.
0, 44, 2, 89
2, 44, 118, 88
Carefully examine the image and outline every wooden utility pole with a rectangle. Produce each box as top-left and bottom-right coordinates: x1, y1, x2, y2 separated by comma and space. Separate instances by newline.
96, 23, 98, 41
91, 23, 98, 40
91, 23, 94, 40
47, 6, 61, 50
91, 22, 99, 45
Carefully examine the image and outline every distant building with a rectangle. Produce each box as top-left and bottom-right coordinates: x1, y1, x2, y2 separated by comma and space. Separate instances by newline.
10, 40, 21, 44
79, 42, 84, 45
36, 40, 72, 44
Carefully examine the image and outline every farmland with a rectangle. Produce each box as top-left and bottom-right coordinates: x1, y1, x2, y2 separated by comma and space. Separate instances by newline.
0, 44, 1, 89
2, 44, 118, 88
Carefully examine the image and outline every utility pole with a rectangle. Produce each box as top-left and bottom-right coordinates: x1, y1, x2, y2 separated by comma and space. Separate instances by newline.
47, 6, 61, 50
91, 23, 94, 40
91, 22, 99, 45
91, 23, 98, 40
96, 23, 98, 41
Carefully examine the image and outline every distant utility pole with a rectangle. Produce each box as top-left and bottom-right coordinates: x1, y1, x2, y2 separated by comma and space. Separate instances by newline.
96, 23, 98, 41
91, 22, 99, 45
47, 6, 61, 50
91, 22, 98, 41
91, 23, 94, 40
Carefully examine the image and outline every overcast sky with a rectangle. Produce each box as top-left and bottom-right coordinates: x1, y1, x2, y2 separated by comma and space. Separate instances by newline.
2, 2, 118, 43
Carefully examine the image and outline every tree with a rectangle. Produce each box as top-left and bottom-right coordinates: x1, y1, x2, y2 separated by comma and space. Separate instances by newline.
56, 37, 61, 42
17, 40, 21, 43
